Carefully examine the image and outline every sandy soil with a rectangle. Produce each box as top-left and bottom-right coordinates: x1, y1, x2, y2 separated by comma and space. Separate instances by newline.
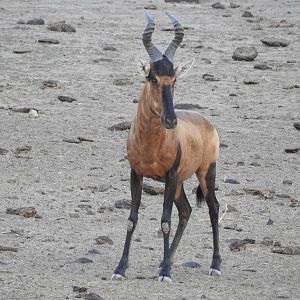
0, 0, 299, 299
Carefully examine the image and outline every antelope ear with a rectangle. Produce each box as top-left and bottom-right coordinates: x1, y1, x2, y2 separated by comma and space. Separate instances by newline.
174, 58, 195, 78
138, 59, 151, 77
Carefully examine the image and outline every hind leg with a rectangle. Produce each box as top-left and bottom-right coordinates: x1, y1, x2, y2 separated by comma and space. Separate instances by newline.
197, 162, 221, 276
169, 183, 192, 264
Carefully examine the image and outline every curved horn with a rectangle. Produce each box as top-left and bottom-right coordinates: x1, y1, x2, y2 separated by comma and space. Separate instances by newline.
142, 10, 162, 63
164, 12, 184, 63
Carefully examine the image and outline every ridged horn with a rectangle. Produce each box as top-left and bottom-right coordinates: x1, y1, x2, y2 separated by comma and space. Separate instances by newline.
164, 12, 184, 63
142, 10, 162, 63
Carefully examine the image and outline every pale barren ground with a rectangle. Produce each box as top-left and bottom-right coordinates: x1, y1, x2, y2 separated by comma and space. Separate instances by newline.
0, 0, 299, 299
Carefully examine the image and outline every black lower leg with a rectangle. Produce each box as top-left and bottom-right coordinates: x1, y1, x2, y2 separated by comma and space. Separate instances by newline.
205, 162, 221, 274
113, 169, 143, 278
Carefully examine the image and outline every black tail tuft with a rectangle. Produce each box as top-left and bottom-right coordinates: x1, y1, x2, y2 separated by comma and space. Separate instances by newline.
196, 185, 205, 207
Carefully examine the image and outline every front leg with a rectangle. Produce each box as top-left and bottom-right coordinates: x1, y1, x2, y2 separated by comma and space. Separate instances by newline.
112, 169, 143, 280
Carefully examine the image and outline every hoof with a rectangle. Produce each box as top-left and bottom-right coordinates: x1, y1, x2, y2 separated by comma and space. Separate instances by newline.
208, 268, 221, 276
111, 273, 125, 281
158, 276, 172, 283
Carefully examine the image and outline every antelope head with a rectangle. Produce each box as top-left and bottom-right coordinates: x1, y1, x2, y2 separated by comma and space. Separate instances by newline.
139, 11, 194, 129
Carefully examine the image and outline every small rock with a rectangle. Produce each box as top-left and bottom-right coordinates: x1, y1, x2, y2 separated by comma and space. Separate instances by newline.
283, 180, 293, 185
143, 183, 164, 195
262, 237, 273, 246
144, 4, 157, 10
28, 109, 38, 118
230, 2, 240, 8
103, 45, 117, 51
0, 245, 18, 252
42, 80, 59, 88
26, 18, 44, 25
95, 236, 113, 245
227, 204, 238, 212
13, 50, 31, 54
276, 193, 291, 199
78, 137, 94, 142
84, 293, 104, 300
269, 20, 293, 28
114, 199, 131, 209
254, 63, 271, 70
232, 46, 258, 61
243, 188, 275, 199
261, 38, 290, 47
73, 286, 88, 293
242, 11, 254, 18
222, 13, 232, 17
284, 148, 299, 153
224, 178, 240, 184
212, 2, 226, 9
243, 79, 259, 85
76, 257, 93, 264
69, 213, 80, 218
38, 38, 59, 44
250, 162, 261, 166
108, 121, 131, 131
6, 207, 37, 218
203, 73, 219, 81
290, 198, 299, 208
219, 143, 228, 148
63, 138, 81, 144
175, 103, 207, 110
293, 122, 300, 131
182, 260, 201, 269
283, 84, 299, 90
17, 19, 25, 24
0, 148, 9, 155
229, 239, 248, 251
266, 218, 274, 225
273, 241, 281, 247
48, 22, 76, 32
98, 206, 114, 213
271, 246, 300, 255
236, 227, 243, 232
113, 78, 133, 86
224, 223, 237, 230
58, 96, 77, 103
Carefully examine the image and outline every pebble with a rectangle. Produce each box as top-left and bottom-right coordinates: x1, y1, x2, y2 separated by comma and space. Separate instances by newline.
73, 286, 88, 293
38, 38, 59, 44
95, 236, 113, 245
229, 239, 248, 251
103, 45, 117, 51
0, 245, 18, 252
266, 218, 274, 225
224, 178, 240, 184
13, 50, 31, 54
76, 257, 93, 264
230, 2, 240, 8
26, 18, 45, 25
113, 78, 133, 86
78, 137, 94, 143
83, 293, 104, 300
283, 84, 299, 90
274, 241, 281, 247
212, 2, 226, 9
203, 73, 219, 81
242, 11, 254, 18
293, 122, 300, 130
262, 237, 273, 246
114, 199, 131, 209
224, 223, 237, 230
41, 80, 59, 88
144, 4, 157, 10
63, 138, 81, 144
243, 188, 275, 199
254, 63, 271, 70
0, 148, 9, 155
232, 46, 258, 61
6, 207, 37, 218
283, 180, 293, 185
28, 109, 38, 118
271, 246, 300, 255
48, 22, 76, 32
284, 148, 299, 153
182, 260, 201, 269
58, 96, 77, 103
143, 183, 164, 195
269, 20, 293, 28
227, 204, 238, 212
290, 199, 299, 208
243, 79, 259, 85
276, 193, 291, 199
175, 103, 207, 110
261, 38, 290, 47
108, 121, 131, 131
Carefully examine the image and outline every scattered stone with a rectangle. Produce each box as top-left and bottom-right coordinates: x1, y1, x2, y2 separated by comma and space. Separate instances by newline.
63, 138, 81, 144
266, 218, 274, 225
38, 38, 59, 44
84, 293, 104, 300
203, 73, 220, 81
0, 245, 18, 252
41, 80, 59, 89
224, 178, 240, 184
77, 137, 94, 143
113, 78, 133, 86
0, 148, 9, 155
243, 79, 259, 85
76, 257, 93, 264
26, 18, 44, 25
73, 286, 88, 293
69, 213, 80, 218
13, 50, 31, 54
92, 57, 113, 63
98, 205, 114, 213
262, 237, 273, 246
283, 84, 299, 90
269, 20, 293, 28
182, 260, 201, 269
227, 204, 238, 212
230, 2, 240, 8
6, 207, 37, 218
250, 162, 261, 166
243, 188, 275, 199
201, 58, 211, 64
276, 193, 291, 199
114, 199, 131, 209
284, 148, 299, 153
293, 123, 300, 130
273, 241, 281, 247
28, 109, 39, 118
232, 46, 258, 61
229, 239, 248, 251
290, 199, 299, 208
103, 45, 117, 51
212, 2, 226, 9
79, 184, 110, 193
144, 4, 157, 10
222, 13, 232, 18
48, 22, 76, 32
58, 96, 77, 103
236, 227, 243, 232
242, 11, 254, 18
17, 19, 25, 24
254, 63, 271, 70
88, 249, 100, 255
219, 143, 228, 148
95, 236, 113, 245
10, 107, 33, 113
175, 103, 207, 110
224, 223, 237, 230
283, 180, 293, 185
108, 121, 131, 131
78, 204, 92, 211
261, 38, 290, 47
271, 246, 300, 255
143, 183, 164, 195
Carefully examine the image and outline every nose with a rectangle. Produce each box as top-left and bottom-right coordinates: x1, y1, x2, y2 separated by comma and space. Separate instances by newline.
162, 115, 177, 129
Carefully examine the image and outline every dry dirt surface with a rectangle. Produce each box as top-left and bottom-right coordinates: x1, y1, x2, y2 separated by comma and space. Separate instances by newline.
0, 0, 299, 299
